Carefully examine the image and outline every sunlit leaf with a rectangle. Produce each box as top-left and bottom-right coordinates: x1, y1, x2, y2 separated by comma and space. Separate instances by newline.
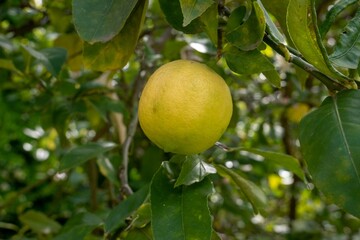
200, 3, 218, 45
330, 9, 360, 69
286, 0, 348, 82
59, 142, 117, 171
151, 165, 213, 240
215, 164, 267, 214
299, 89, 360, 218
179, 0, 214, 27
54, 34, 83, 71
83, 0, 147, 71
72, 0, 138, 43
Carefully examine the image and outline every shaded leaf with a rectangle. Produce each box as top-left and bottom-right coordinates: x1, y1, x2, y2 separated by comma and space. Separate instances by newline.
23, 46, 67, 76
174, 155, 216, 187
97, 157, 119, 186
151, 165, 213, 240
72, 0, 138, 43
226, 2, 266, 51
59, 142, 117, 171
105, 184, 149, 233
286, 0, 348, 82
19, 210, 61, 235
225, 46, 274, 75
0, 59, 23, 75
83, 0, 147, 71
200, 3, 218, 45
262, 70, 281, 88
54, 212, 102, 240
239, 148, 305, 181
124, 225, 153, 240
159, 0, 204, 34
215, 164, 267, 215
180, 0, 214, 27
330, 8, 360, 69
299, 89, 360, 218
319, 0, 358, 38
54, 34, 84, 71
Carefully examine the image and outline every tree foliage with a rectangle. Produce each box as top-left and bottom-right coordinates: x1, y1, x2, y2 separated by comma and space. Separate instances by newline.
1, 0, 360, 239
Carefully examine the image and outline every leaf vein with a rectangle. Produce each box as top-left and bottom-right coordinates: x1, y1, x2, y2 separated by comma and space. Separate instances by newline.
332, 95, 360, 185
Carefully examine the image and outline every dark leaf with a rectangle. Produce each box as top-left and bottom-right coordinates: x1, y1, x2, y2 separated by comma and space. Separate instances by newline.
105, 185, 149, 233
215, 164, 267, 215
330, 9, 360, 69
59, 142, 117, 171
299, 89, 360, 218
151, 164, 213, 240
72, 0, 138, 43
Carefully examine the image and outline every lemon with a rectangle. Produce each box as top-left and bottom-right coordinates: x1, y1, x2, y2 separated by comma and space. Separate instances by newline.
138, 59, 233, 155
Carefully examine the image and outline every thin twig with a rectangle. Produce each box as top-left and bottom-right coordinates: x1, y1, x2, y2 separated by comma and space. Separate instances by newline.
119, 63, 148, 198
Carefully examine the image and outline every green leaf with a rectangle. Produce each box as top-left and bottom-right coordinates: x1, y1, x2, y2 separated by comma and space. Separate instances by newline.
19, 210, 61, 235
105, 184, 149, 233
258, 0, 286, 45
151, 164, 213, 240
225, 46, 274, 75
83, 0, 148, 71
299, 89, 360, 218
174, 155, 216, 187
54, 34, 83, 71
159, 0, 204, 34
72, 0, 138, 43
226, 2, 266, 51
59, 142, 117, 171
239, 148, 305, 181
54, 212, 102, 240
330, 9, 360, 69
215, 164, 267, 215
199, 3, 218, 45
319, 0, 358, 38
262, 70, 281, 88
286, 0, 348, 82
0, 59, 23, 75
23, 46, 67, 76
97, 157, 119, 186
179, 0, 214, 27
124, 225, 153, 240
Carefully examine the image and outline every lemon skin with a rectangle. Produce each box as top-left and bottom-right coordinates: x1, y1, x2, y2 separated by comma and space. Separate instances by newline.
138, 59, 233, 155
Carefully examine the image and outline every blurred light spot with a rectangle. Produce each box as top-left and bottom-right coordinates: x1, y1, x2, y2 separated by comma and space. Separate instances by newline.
251, 214, 264, 224
24, 126, 45, 139
189, 43, 207, 53
225, 161, 234, 168
54, 172, 67, 181
279, 169, 294, 185
36, 148, 49, 161
274, 224, 289, 233
23, 143, 33, 151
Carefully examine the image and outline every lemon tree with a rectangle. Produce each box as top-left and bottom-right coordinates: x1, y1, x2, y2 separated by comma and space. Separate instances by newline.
2, 0, 360, 239
138, 59, 233, 155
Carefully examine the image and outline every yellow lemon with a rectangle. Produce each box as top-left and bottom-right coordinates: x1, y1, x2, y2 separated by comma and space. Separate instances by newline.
138, 59, 233, 155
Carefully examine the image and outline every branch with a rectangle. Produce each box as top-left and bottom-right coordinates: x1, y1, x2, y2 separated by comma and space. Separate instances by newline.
263, 34, 348, 92
119, 62, 148, 198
